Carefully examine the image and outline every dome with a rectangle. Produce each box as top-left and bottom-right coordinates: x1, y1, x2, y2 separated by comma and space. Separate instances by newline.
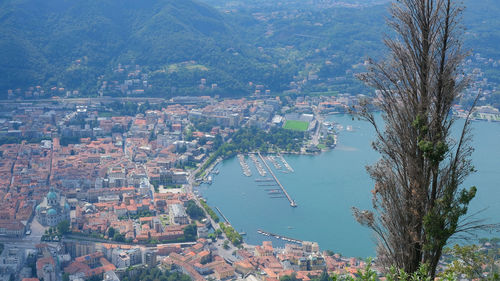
47, 209, 57, 216
36, 205, 41, 212
47, 191, 57, 201
64, 202, 70, 211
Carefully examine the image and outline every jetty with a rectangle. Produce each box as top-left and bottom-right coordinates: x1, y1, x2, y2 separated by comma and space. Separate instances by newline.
215, 207, 230, 224
257, 229, 302, 244
255, 178, 273, 182
258, 152, 297, 207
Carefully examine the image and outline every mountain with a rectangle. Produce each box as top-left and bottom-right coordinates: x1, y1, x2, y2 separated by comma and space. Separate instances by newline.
1, 0, 499, 99
0, 0, 294, 97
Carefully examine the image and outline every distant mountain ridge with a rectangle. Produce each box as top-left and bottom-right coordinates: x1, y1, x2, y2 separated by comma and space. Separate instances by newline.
1, 0, 499, 99
0, 0, 290, 97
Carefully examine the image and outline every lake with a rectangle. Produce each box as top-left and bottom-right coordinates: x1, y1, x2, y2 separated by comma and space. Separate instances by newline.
197, 114, 500, 257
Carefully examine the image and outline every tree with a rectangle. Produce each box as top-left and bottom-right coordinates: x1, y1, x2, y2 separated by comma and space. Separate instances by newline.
183, 224, 197, 241
113, 232, 125, 242
57, 220, 70, 235
185, 200, 206, 220
280, 273, 300, 281
108, 227, 116, 238
443, 244, 500, 280
353, 0, 495, 277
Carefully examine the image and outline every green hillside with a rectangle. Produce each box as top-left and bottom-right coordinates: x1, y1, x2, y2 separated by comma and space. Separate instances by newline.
1, 0, 500, 99
0, 0, 294, 97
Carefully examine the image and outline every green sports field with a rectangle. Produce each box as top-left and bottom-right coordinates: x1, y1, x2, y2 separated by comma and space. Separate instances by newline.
283, 120, 309, 131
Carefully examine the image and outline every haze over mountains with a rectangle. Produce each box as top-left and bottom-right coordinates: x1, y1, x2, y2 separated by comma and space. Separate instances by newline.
0, 0, 499, 98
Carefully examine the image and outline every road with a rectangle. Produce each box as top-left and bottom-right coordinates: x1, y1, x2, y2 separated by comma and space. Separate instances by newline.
0, 97, 168, 104
310, 106, 323, 146
184, 156, 242, 263
0, 219, 48, 250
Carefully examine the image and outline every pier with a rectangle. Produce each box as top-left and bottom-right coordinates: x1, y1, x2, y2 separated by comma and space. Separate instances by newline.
255, 178, 274, 182
257, 229, 302, 244
258, 152, 297, 207
215, 207, 230, 224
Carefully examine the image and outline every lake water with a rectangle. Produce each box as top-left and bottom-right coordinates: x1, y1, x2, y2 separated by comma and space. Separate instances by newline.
197, 114, 500, 258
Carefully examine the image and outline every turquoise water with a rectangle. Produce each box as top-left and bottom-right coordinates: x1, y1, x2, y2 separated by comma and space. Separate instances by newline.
197, 115, 500, 258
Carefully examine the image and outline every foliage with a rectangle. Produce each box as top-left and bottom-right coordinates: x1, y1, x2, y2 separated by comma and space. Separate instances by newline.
57, 220, 70, 235
280, 274, 300, 281
353, 0, 487, 277
192, 118, 218, 132
443, 243, 500, 280
324, 134, 336, 147
183, 224, 198, 241
199, 199, 220, 223
60, 136, 81, 146
113, 232, 126, 242
218, 222, 242, 246
185, 200, 206, 221
278, 263, 460, 281
196, 126, 304, 178
107, 227, 116, 238
0, 0, 296, 98
119, 210, 155, 220
104, 101, 163, 117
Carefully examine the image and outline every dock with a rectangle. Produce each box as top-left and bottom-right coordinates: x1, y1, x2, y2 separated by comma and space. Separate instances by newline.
255, 178, 274, 182
279, 154, 294, 173
215, 207, 230, 224
258, 152, 297, 207
257, 229, 302, 244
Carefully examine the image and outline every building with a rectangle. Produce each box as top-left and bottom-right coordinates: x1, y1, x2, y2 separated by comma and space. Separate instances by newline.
0, 247, 25, 276
36, 257, 56, 281
170, 204, 188, 225
35, 188, 71, 226
0, 220, 26, 237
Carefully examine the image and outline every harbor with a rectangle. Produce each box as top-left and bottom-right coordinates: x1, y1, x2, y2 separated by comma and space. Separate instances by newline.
257, 229, 302, 244
250, 153, 267, 177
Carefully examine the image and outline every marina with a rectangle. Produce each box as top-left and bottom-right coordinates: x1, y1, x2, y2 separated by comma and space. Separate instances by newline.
250, 153, 267, 176
237, 154, 252, 177
279, 154, 294, 173
267, 155, 282, 170
257, 229, 302, 244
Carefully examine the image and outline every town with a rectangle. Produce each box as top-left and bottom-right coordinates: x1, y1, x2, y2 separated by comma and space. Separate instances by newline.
0, 94, 375, 281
